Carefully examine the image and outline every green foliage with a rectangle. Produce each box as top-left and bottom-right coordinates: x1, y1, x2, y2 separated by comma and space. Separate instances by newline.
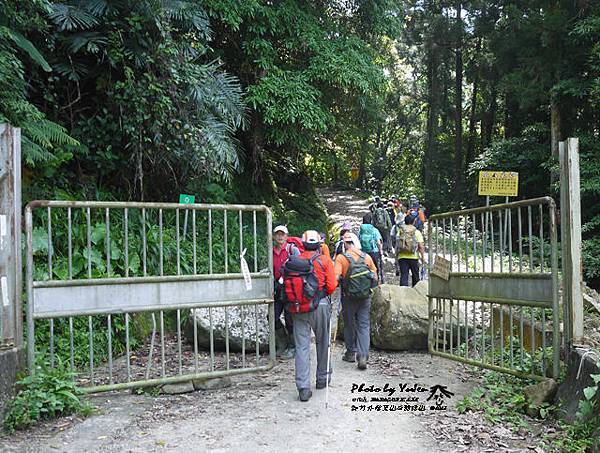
3, 361, 93, 433
456, 371, 533, 431
457, 358, 600, 453
543, 361, 600, 453
0, 1, 80, 165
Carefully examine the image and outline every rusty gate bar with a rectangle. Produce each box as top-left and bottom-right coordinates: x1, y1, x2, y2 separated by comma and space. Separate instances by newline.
427, 197, 560, 380
26, 200, 275, 393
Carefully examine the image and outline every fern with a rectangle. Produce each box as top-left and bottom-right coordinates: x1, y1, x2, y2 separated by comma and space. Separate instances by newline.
0, 26, 51, 71
49, 4, 99, 31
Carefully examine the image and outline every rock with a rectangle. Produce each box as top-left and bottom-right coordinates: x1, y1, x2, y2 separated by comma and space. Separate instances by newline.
370, 284, 429, 350
555, 347, 600, 422
160, 381, 195, 394
185, 305, 270, 352
414, 280, 429, 299
524, 378, 558, 417
193, 376, 233, 391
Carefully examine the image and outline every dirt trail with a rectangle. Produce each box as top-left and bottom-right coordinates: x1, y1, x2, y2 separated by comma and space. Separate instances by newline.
0, 189, 547, 453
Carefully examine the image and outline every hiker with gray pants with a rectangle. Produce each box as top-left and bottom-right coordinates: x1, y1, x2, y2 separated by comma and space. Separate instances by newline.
334, 232, 378, 370
293, 302, 332, 393
282, 230, 337, 402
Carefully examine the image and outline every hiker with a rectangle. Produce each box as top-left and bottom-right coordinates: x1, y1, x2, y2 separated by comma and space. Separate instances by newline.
335, 232, 378, 370
319, 231, 332, 258
368, 195, 383, 214
390, 207, 406, 276
333, 221, 352, 257
359, 214, 384, 283
386, 201, 396, 226
395, 205, 406, 226
407, 196, 426, 232
272, 225, 300, 360
282, 230, 337, 402
372, 200, 392, 254
396, 213, 426, 287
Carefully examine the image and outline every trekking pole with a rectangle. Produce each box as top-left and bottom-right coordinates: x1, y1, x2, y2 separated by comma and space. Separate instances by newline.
325, 294, 339, 409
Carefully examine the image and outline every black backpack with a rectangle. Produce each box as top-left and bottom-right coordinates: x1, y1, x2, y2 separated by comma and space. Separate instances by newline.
282, 253, 324, 313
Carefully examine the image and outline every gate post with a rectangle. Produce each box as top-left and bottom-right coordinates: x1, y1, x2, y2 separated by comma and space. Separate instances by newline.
0, 124, 22, 349
0, 124, 23, 419
559, 137, 583, 349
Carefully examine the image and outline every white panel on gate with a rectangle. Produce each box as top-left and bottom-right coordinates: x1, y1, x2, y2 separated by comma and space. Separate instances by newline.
32, 274, 272, 318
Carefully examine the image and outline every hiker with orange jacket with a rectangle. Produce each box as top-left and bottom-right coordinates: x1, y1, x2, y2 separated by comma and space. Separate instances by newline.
335, 232, 378, 370
281, 230, 337, 402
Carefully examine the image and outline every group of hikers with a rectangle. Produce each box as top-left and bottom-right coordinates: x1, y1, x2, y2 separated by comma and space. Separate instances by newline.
271, 195, 428, 402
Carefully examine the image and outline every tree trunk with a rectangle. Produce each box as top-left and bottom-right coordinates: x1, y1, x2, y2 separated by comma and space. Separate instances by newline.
424, 43, 440, 195
466, 37, 482, 167
550, 95, 562, 190
356, 134, 368, 189
333, 151, 338, 184
504, 90, 520, 138
454, 0, 463, 200
481, 78, 498, 150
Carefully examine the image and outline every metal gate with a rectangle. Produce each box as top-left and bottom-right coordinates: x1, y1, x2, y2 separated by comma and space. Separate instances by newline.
427, 197, 560, 380
25, 200, 275, 393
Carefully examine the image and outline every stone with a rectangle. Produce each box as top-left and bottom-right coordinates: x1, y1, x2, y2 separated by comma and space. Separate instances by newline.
193, 376, 233, 391
0, 347, 22, 424
555, 347, 600, 422
160, 381, 195, 394
524, 378, 558, 417
413, 280, 429, 299
370, 284, 430, 350
185, 305, 270, 352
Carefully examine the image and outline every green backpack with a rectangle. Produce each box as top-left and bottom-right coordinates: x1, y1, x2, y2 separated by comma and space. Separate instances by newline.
373, 207, 390, 229
342, 252, 374, 300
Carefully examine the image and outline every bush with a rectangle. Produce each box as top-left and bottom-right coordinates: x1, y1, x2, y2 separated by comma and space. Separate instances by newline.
3, 361, 93, 433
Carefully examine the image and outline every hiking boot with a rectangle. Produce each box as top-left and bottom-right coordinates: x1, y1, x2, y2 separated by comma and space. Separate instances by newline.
298, 388, 312, 402
357, 356, 367, 370
280, 332, 295, 360
280, 346, 295, 360
316, 379, 331, 390
342, 350, 356, 363
275, 328, 288, 358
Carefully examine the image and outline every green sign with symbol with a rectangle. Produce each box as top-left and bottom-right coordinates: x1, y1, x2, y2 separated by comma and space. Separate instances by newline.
179, 194, 195, 204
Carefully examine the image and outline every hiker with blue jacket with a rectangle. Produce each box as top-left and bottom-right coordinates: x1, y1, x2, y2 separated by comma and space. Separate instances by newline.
335, 232, 378, 370
359, 213, 384, 283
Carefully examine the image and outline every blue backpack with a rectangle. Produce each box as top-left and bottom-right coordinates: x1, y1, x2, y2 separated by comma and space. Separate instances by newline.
359, 224, 379, 252
409, 209, 424, 231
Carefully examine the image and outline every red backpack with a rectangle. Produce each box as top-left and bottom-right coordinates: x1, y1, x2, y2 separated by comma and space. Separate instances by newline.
286, 236, 305, 254
282, 252, 324, 314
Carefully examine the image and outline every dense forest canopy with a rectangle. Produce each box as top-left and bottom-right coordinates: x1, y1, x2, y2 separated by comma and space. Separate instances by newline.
1, 0, 599, 284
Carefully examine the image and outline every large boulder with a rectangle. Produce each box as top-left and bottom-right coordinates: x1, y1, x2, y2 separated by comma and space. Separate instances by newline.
370, 284, 429, 351
414, 280, 429, 299
185, 305, 270, 352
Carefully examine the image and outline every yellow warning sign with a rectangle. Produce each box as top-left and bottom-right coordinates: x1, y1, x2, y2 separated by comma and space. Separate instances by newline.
478, 171, 519, 197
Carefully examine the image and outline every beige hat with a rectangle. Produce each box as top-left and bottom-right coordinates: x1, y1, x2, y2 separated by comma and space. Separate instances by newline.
273, 225, 289, 234
343, 232, 362, 250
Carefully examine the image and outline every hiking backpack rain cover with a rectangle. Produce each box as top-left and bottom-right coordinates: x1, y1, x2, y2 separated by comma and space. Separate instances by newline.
396, 224, 418, 256
359, 224, 379, 252
282, 253, 324, 313
342, 252, 374, 300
